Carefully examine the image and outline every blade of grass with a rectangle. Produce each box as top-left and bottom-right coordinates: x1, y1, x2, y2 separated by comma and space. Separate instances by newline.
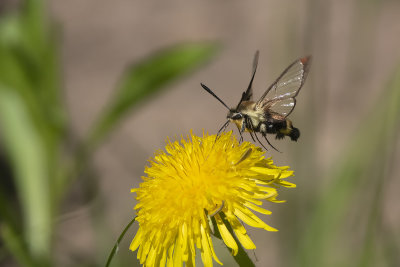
0, 11, 66, 201
0, 86, 52, 264
0, 5, 66, 135
105, 216, 137, 267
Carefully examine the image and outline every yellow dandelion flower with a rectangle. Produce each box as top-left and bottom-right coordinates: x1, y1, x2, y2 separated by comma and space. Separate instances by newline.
130, 131, 295, 267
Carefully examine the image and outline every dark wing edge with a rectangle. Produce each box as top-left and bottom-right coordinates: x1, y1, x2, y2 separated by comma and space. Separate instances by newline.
235, 51, 259, 109
257, 55, 312, 106
297, 56, 312, 97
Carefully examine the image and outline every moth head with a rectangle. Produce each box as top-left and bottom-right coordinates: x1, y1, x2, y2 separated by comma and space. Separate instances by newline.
227, 109, 243, 121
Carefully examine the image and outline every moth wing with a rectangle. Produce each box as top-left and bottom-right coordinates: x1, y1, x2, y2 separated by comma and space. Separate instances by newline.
236, 51, 259, 109
256, 56, 311, 111
263, 98, 296, 118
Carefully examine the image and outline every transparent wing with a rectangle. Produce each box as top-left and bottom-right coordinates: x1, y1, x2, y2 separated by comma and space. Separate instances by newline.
235, 51, 259, 109
267, 98, 296, 118
257, 56, 311, 109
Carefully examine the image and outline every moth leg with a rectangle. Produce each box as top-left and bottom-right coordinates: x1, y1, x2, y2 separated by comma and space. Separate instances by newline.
245, 117, 257, 142
259, 123, 280, 152
238, 119, 246, 143
217, 120, 230, 137
213, 120, 230, 145
264, 135, 281, 152
254, 132, 269, 151
247, 119, 269, 151
249, 131, 256, 142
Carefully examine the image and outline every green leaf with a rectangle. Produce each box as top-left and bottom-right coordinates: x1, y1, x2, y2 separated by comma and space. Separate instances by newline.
0, 86, 52, 264
0, 7, 66, 138
88, 43, 219, 149
1, 224, 35, 267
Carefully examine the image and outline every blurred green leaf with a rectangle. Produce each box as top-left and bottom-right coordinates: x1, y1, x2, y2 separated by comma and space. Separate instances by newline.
0, 86, 52, 265
23, 0, 47, 47
0, 10, 66, 201
88, 43, 219, 149
0, 6, 66, 138
295, 64, 400, 267
1, 224, 35, 267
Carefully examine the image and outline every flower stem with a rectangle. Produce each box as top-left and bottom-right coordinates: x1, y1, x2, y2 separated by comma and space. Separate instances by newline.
211, 214, 256, 267
105, 216, 137, 267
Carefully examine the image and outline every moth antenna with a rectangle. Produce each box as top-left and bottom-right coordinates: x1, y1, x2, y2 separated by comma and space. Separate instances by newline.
200, 83, 230, 110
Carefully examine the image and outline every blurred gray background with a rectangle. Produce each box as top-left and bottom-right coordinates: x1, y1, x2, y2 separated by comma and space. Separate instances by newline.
49, 0, 400, 266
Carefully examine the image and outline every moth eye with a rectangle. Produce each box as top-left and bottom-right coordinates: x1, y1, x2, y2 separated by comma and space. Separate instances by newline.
232, 113, 242, 120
